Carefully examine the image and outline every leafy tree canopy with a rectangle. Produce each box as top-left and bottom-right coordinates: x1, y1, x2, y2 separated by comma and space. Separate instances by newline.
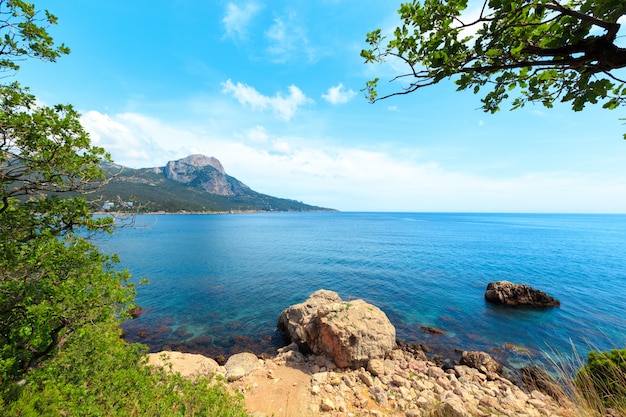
0, 0, 69, 73
362, 0, 626, 135
0, 0, 133, 386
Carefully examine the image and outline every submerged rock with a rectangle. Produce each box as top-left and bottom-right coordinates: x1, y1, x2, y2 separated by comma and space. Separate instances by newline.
484, 281, 560, 307
277, 289, 396, 368
128, 305, 142, 318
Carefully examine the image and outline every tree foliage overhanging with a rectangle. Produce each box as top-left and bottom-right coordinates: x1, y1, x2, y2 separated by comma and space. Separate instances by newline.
0, 2, 249, 415
0, 0, 134, 383
362, 0, 626, 136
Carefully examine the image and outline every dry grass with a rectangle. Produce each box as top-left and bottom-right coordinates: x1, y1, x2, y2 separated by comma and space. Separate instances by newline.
544, 344, 626, 417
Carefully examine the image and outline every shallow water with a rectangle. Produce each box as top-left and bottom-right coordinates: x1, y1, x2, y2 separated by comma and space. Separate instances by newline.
96, 212, 626, 368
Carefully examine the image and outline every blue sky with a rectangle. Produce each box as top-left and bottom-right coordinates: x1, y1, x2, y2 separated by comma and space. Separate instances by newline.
19, 1, 626, 212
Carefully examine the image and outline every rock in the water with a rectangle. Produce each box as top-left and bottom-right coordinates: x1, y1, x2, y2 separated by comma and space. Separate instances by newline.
128, 305, 142, 318
421, 325, 446, 335
459, 351, 502, 375
484, 281, 560, 307
277, 289, 396, 368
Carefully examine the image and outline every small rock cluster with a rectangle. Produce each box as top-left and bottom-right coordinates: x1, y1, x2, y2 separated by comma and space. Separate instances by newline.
265, 343, 572, 417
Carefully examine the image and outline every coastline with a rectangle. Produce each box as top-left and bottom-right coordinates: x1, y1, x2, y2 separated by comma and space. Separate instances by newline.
95, 209, 339, 215
135, 288, 576, 416
147, 342, 575, 417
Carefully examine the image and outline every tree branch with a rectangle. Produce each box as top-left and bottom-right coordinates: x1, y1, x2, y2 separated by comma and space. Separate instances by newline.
547, 1, 621, 39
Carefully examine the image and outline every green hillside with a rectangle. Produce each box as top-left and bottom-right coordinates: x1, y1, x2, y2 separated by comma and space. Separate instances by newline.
90, 164, 335, 213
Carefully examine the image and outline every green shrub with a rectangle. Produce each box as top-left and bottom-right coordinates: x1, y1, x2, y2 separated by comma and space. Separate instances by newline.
1, 322, 249, 417
576, 349, 626, 409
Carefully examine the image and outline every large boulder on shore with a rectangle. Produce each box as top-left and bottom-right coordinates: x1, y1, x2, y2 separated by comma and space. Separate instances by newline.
277, 289, 396, 369
459, 351, 502, 375
484, 281, 560, 307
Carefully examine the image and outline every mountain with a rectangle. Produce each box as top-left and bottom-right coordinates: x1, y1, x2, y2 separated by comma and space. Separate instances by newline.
93, 154, 336, 213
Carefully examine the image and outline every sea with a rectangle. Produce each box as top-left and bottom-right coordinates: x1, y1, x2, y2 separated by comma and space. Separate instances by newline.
95, 212, 626, 370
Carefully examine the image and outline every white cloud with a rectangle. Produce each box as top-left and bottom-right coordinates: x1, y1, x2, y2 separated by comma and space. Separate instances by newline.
265, 13, 319, 63
243, 125, 269, 143
80, 110, 626, 213
222, 2, 262, 40
82, 111, 152, 162
81, 111, 203, 168
221, 79, 313, 121
322, 83, 357, 104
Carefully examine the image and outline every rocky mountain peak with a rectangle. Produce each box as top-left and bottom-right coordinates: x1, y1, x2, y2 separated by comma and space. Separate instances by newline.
163, 154, 248, 197
168, 154, 226, 175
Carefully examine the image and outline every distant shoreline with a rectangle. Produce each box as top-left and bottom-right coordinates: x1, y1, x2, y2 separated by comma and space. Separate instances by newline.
95, 209, 339, 215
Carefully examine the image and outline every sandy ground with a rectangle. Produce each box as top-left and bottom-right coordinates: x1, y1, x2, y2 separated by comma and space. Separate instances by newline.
147, 351, 324, 416
235, 362, 320, 417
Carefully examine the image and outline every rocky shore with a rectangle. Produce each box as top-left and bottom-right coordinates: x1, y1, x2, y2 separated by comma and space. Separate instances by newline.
146, 289, 579, 416
148, 343, 573, 417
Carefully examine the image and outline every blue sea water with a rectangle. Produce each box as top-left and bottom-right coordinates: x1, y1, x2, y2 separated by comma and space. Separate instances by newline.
97, 212, 626, 369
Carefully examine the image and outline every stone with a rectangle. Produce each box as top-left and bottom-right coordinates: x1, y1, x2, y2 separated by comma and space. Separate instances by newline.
128, 305, 142, 318
478, 394, 499, 409
436, 398, 472, 417
224, 352, 260, 380
368, 358, 386, 376
277, 289, 342, 352
147, 351, 220, 378
369, 385, 388, 406
282, 350, 305, 364
359, 370, 375, 387
484, 281, 560, 307
521, 366, 566, 401
226, 366, 246, 382
459, 351, 502, 375
420, 325, 446, 335
278, 289, 396, 368
320, 397, 335, 411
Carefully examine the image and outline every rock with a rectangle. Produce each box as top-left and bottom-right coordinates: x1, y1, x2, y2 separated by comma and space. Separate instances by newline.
163, 154, 250, 196
224, 352, 260, 380
128, 305, 142, 318
436, 398, 472, 417
484, 281, 560, 307
367, 358, 386, 376
420, 325, 446, 335
478, 394, 499, 409
277, 289, 342, 353
358, 370, 374, 387
147, 351, 220, 378
320, 397, 335, 411
370, 385, 388, 406
459, 351, 502, 375
521, 365, 566, 401
226, 366, 246, 381
278, 289, 396, 368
